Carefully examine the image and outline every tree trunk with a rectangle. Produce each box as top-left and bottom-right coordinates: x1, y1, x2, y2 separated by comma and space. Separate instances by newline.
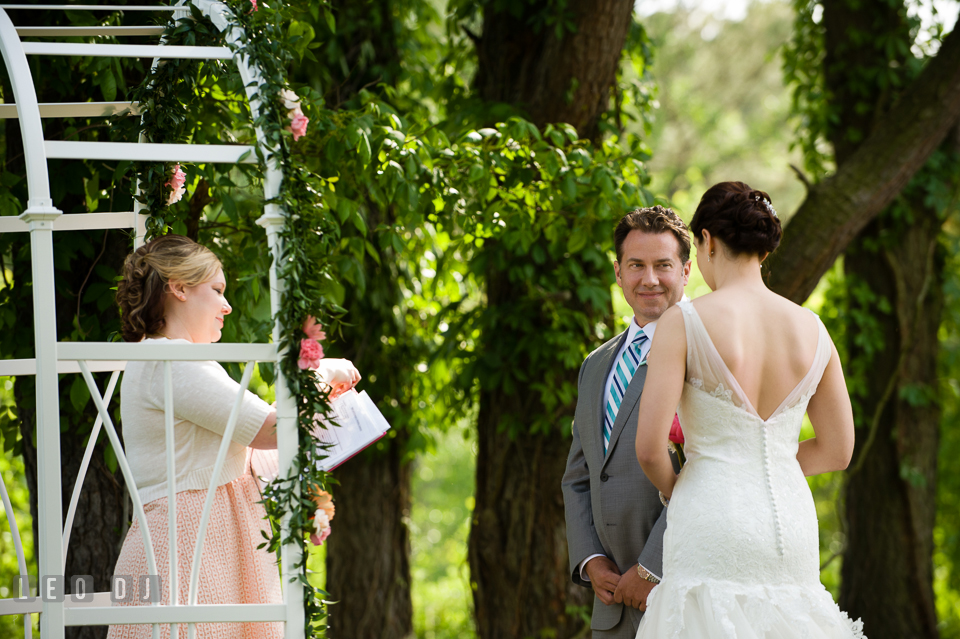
474, 0, 634, 141
326, 432, 413, 639
468, 2, 632, 637
840, 208, 943, 639
469, 364, 593, 639
323, 223, 417, 639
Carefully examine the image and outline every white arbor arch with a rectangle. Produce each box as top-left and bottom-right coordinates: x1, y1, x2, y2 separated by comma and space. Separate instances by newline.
0, 2, 302, 638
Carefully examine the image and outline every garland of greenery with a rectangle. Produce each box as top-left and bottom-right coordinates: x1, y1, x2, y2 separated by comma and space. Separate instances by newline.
131, 1, 338, 634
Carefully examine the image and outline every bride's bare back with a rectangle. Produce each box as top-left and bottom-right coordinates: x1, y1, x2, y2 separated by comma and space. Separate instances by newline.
691, 287, 820, 421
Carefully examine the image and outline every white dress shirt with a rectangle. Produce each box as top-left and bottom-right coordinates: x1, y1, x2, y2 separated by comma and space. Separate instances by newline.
579, 316, 659, 581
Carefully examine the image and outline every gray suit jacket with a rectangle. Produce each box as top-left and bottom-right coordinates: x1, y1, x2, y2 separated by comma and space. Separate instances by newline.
561, 329, 669, 636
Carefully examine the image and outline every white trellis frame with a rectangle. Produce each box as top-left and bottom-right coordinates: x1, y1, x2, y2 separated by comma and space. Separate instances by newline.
0, 2, 302, 638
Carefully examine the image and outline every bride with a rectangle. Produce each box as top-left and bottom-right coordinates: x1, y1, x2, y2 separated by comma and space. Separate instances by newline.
633, 181, 865, 638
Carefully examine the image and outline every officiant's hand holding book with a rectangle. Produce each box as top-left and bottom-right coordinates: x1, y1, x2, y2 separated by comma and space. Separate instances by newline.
315, 357, 362, 399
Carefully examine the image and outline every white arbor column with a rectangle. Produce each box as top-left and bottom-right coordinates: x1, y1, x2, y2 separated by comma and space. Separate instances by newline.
2, 7, 67, 637
22, 208, 65, 639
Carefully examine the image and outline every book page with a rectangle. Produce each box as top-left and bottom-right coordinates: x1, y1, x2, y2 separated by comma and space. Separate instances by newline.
250, 390, 392, 483
313, 390, 391, 471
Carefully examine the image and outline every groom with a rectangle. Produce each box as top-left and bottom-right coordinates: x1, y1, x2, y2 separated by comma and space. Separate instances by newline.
562, 206, 690, 637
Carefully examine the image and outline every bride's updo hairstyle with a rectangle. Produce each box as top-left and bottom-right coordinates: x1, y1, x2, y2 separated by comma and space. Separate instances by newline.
689, 181, 782, 257
116, 234, 222, 342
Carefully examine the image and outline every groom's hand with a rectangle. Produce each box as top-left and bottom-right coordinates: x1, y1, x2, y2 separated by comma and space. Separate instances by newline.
584, 556, 621, 605
614, 564, 656, 610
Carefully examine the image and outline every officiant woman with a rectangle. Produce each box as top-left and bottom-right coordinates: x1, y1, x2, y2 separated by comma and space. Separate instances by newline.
108, 234, 359, 639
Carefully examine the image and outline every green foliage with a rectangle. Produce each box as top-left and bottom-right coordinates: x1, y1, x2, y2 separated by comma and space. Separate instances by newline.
782, 0, 832, 179
0, 444, 37, 638
410, 426, 477, 639
436, 123, 652, 435
783, 0, 926, 179
606, 18, 658, 140
641, 4, 805, 218
128, 6, 237, 237
936, 214, 960, 637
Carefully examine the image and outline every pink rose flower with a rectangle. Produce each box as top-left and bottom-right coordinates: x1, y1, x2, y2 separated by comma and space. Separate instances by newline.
288, 108, 309, 141
298, 338, 324, 370
165, 164, 186, 206
669, 414, 684, 445
249, 0, 257, 12
310, 526, 331, 546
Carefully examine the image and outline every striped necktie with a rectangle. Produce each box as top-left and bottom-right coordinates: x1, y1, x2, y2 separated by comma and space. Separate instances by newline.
604, 330, 648, 455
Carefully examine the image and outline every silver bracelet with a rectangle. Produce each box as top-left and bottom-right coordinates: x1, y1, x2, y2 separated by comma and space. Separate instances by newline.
659, 491, 670, 507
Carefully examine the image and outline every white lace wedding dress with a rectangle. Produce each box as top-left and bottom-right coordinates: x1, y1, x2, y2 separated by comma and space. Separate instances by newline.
636, 300, 865, 639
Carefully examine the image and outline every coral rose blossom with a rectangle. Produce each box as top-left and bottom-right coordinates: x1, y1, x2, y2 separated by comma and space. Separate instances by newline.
298, 316, 326, 369
298, 338, 324, 370
165, 164, 186, 206
313, 490, 335, 520
288, 109, 309, 141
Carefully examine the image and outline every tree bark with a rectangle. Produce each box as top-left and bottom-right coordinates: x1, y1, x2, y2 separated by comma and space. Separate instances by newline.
324, 225, 416, 639
323, 203, 417, 639
766, 25, 960, 304
469, 347, 593, 639
468, 3, 633, 637
326, 432, 413, 639
474, 0, 635, 141
840, 209, 943, 639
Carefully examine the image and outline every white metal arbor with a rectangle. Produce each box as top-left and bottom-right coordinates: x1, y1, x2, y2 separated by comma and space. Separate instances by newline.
0, 2, 302, 638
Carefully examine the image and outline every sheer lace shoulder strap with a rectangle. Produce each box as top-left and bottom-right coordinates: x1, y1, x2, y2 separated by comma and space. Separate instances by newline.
677, 299, 747, 409
768, 312, 833, 417
796, 314, 832, 395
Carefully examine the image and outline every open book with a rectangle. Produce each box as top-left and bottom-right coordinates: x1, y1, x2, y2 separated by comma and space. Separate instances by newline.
250, 389, 391, 482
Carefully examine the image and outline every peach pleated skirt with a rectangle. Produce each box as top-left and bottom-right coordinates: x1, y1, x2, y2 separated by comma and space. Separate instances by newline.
106, 472, 284, 639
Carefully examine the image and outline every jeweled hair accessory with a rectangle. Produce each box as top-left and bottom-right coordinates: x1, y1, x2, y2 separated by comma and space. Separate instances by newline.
755, 195, 778, 220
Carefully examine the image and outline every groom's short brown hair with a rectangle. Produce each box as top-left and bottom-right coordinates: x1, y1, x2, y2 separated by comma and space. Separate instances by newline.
614, 206, 691, 264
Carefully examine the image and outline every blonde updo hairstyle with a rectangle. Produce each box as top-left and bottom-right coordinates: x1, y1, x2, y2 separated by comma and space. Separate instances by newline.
117, 235, 222, 342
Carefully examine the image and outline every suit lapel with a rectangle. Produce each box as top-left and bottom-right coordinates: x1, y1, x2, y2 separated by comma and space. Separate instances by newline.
592, 330, 628, 462
602, 363, 647, 469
